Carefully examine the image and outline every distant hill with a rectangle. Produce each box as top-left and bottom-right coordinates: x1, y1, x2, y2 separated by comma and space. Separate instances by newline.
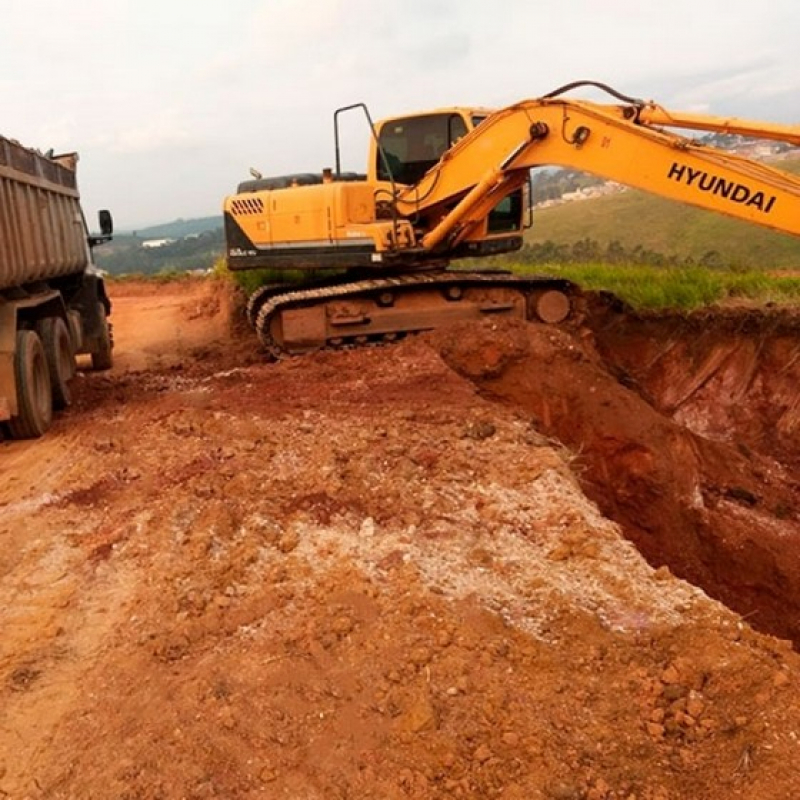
126, 216, 222, 239
523, 157, 800, 270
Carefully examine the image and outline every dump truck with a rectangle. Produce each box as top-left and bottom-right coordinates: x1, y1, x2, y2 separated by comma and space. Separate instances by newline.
0, 135, 113, 439
223, 81, 800, 356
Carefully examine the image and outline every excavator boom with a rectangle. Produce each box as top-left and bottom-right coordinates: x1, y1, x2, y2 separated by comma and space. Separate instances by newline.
394, 92, 800, 254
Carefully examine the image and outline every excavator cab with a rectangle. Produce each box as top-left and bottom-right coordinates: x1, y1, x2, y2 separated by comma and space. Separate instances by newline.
375, 111, 473, 184
373, 108, 499, 184
372, 108, 526, 241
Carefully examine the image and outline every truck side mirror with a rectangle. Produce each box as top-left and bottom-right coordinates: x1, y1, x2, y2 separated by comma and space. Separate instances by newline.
98, 209, 113, 236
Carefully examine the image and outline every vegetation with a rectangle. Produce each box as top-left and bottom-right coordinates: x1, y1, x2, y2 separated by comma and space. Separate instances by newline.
108, 269, 210, 286
508, 155, 800, 308
219, 265, 339, 295
94, 228, 223, 276
510, 261, 800, 310
127, 216, 221, 240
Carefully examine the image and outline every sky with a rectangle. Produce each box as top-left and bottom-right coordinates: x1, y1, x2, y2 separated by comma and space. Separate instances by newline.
2, 0, 798, 231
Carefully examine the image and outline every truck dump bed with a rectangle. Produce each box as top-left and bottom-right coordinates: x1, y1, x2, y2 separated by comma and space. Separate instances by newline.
0, 136, 89, 292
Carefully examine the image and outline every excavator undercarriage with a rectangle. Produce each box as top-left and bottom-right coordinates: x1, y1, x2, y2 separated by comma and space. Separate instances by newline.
248, 271, 577, 356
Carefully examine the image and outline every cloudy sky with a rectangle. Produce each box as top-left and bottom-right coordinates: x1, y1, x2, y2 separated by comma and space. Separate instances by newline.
2, 0, 797, 230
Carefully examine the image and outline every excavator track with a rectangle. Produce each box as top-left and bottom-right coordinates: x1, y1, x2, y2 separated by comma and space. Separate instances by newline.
246, 283, 287, 328
252, 271, 581, 357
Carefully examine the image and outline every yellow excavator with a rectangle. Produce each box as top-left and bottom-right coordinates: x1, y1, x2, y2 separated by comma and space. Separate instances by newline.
223, 81, 800, 355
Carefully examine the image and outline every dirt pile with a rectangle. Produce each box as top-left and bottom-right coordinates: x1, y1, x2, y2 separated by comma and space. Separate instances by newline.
1, 278, 799, 799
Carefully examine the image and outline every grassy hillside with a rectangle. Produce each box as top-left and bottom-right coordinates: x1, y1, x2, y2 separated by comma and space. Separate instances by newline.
525, 158, 800, 270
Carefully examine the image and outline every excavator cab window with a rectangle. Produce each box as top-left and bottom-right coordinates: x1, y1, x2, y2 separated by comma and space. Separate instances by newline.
377, 112, 468, 184
487, 190, 523, 233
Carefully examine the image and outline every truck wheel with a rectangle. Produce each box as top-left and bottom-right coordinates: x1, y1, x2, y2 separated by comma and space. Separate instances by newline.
91, 302, 113, 371
8, 330, 53, 439
38, 316, 75, 409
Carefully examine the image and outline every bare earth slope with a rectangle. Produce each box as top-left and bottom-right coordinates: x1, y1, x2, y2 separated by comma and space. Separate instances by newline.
432, 302, 800, 646
1, 278, 799, 800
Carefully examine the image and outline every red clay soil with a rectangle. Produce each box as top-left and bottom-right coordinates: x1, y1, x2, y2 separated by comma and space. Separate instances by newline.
431, 300, 800, 647
1, 278, 799, 800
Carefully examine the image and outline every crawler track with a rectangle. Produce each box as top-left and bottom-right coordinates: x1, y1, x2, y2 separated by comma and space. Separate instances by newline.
252, 271, 580, 357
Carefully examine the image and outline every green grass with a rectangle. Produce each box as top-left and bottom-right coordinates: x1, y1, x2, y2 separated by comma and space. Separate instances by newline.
516, 262, 800, 310
214, 262, 338, 295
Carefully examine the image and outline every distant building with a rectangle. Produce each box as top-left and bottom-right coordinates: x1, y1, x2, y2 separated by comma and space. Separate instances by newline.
536, 182, 626, 208
141, 238, 175, 249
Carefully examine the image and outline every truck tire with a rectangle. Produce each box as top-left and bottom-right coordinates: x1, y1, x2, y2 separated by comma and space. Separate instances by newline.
8, 330, 53, 439
91, 302, 113, 371
38, 316, 75, 410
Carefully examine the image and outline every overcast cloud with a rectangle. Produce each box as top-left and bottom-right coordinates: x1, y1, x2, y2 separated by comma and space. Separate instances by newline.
2, 0, 797, 229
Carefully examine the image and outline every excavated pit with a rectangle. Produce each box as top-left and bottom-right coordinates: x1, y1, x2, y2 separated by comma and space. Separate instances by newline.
427, 297, 800, 647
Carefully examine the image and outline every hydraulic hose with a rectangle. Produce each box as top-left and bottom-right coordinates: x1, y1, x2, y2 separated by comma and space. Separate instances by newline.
544, 80, 644, 106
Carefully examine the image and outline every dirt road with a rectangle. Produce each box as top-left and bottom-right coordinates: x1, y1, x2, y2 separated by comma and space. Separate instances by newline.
1, 277, 799, 799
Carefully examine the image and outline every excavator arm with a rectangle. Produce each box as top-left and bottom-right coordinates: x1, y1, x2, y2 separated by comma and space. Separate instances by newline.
393, 86, 800, 255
